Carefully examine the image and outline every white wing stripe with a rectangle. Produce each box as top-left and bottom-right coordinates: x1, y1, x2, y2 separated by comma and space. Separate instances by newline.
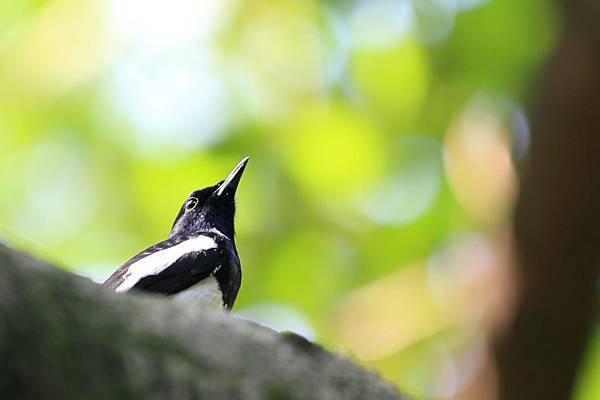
116, 236, 217, 292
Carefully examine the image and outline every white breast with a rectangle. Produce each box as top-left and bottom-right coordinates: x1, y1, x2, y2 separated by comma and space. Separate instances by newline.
172, 275, 224, 311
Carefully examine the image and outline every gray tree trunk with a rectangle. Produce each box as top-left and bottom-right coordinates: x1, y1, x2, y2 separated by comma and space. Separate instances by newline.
0, 243, 402, 400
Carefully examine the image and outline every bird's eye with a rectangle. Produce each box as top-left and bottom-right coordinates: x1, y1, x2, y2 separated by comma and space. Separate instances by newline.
185, 197, 199, 211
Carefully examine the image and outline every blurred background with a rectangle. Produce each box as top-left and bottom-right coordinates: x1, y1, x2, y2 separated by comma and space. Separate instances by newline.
0, 0, 597, 398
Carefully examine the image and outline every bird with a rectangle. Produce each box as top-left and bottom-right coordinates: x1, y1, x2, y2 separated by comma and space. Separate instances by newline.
103, 156, 249, 311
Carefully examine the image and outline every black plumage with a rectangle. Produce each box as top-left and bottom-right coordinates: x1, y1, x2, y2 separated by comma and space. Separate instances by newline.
103, 157, 248, 310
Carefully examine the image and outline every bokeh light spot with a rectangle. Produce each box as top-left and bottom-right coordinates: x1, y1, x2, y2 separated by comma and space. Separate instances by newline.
347, 0, 414, 49
444, 94, 517, 226
281, 103, 386, 201
232, 8, 328, 120
333, 263, 446, 361
1, 137, 96, 247
106, 52, 229, 154
357, 135, 442, 226
350, 39, 429, 127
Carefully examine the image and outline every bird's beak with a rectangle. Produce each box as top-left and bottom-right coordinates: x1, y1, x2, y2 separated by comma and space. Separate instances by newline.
216, 156, 250, 197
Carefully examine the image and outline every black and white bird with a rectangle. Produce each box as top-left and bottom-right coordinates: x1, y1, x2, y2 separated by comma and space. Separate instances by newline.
103, 157, 249, 311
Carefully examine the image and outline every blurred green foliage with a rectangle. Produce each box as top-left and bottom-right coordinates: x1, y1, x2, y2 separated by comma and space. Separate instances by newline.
1, 0, 597, 398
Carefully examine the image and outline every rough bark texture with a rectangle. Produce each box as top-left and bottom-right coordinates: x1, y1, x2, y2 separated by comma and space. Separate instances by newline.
0, 243, 402, 400
495, 1, 600, 399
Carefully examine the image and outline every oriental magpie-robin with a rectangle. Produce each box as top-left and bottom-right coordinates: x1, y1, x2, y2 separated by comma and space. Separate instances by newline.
103, 157, 249, 310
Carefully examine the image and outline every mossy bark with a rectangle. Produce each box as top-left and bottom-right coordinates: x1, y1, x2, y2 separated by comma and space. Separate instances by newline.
0, 243, 402, 400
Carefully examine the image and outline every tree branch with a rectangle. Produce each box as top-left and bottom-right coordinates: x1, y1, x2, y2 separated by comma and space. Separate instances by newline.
0, 243, 402, 400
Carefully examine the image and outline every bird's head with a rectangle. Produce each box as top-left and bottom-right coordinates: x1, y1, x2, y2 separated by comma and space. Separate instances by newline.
169, 157, 249, 240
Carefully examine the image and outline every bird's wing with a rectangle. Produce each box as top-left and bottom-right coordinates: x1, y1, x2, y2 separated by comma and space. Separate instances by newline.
132, 249, 223, 295
103, 235, 221, 294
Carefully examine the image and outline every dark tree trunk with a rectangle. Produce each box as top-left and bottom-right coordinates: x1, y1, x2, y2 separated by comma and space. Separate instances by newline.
495, 1, 600, 399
